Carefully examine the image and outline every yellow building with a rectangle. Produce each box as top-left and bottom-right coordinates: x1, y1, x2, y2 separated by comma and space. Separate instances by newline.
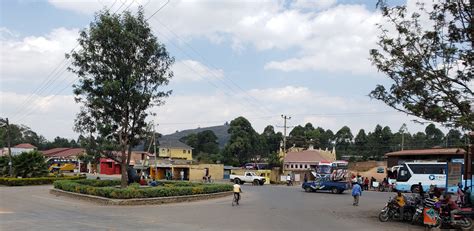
158, 139, 193, 160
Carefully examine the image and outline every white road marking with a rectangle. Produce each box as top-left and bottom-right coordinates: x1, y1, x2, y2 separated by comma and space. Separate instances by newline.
0, 210, 14, 214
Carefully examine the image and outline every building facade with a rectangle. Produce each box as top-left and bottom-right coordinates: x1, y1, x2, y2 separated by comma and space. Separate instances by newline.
2, 143, 37, 156
158, 139, 193, 160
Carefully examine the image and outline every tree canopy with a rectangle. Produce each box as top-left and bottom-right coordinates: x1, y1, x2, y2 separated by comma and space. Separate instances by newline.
370, 0, 473, 130
67, 9, 174, 187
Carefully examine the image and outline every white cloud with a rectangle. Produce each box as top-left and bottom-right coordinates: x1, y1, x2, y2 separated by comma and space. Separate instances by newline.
151, 85, 434, 135
1, 84, 443, 140
0, 91, 79, 139
0, 27, 78, 85
46, 0, 382, 75
291, 0, 337, 10
172, 60, 224, 83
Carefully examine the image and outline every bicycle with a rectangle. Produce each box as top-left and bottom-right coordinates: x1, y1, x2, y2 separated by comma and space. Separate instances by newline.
232, 193, 240, 206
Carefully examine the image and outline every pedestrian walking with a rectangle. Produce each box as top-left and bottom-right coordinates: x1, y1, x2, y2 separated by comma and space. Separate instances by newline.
352, 181, 362, 206
180, 169, 184, 181
303, 173, 308, 183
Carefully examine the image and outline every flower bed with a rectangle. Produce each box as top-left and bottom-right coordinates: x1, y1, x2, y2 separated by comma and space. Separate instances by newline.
0, 175, 87, 186
53, 179, 233, 199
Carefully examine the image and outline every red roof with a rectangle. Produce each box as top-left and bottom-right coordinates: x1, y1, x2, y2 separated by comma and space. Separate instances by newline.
385, 148, 466, 157
13, 143, 36, 149
284, 150, 330, 163
42, 148, 85, 158
41, 148, 70, 156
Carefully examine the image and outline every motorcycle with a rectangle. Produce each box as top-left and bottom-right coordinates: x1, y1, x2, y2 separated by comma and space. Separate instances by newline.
434, 205, 474, 231
379, 197, 414, 222
411, 197, 438, 226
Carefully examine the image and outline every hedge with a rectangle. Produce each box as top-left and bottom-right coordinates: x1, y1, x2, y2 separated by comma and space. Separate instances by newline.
53, 179, 233, 199
0, 175, 87, 186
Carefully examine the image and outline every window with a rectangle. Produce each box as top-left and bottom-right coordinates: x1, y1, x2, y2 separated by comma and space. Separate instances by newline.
286, 164, 289, 169
291, 164, 294, 169
299, 164, 303, 169
183, 150, 186, 154
409, 164, 445, 174
188, 150, 191, 154
397, 165, 411, 182
246, 173, 252, 176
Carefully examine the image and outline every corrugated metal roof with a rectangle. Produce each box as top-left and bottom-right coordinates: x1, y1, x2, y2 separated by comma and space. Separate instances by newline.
284, 150, 330, 163
13, 143, 36, 149
42, 148, 85, 158
385, 148, 466, 157
158, 139, 192, 149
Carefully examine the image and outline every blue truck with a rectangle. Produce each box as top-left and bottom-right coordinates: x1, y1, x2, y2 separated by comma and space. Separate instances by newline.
302, 176, 350, 194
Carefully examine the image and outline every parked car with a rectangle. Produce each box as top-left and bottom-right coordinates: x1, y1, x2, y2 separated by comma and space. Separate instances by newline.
230, 171, 266, 185
377, 167, 385, 173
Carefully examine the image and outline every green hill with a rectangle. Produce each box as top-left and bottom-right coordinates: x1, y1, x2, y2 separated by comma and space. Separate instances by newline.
161, 124, 230, 148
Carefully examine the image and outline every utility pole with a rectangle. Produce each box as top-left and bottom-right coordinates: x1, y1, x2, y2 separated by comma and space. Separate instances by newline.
153, 124, 156, 157
151, 121, 158, 178
5, 118, 12, 176
280, 115, 291, 153
400, 123, 407, 151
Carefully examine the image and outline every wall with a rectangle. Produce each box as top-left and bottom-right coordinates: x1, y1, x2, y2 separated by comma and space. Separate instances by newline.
159, 147, 192, 160
282, 170, 312, 183
9, 148, 35, 156
348, 161, 385, 172
99, 158, 121, 175
188, 164, 224, 181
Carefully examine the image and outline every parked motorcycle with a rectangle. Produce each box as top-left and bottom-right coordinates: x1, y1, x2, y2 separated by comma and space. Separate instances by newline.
411, 197, 438, 226
434, 205, 473, 231
379, 197, 414, 222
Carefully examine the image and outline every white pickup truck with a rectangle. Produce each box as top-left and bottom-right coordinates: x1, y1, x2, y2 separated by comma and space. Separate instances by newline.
230, 171, 266, 185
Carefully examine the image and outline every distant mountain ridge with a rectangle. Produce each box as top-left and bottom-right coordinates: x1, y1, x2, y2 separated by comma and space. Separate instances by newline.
160, 124, 231, 148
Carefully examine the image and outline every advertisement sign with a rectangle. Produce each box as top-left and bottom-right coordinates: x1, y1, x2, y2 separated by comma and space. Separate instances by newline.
447, 162, 462, 188
423, 208, 437, 225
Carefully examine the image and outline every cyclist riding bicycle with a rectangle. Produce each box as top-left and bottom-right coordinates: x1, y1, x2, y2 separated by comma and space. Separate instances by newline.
233, 183, 242, 205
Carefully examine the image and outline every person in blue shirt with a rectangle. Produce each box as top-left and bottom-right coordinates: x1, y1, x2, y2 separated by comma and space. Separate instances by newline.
149, 178, 158, 187
352, 181, 362, 206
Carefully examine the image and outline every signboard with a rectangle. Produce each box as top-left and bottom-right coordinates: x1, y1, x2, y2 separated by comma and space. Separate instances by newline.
447, 162, 462, 188
423, 208, 437, 225
294, 174, 300, 182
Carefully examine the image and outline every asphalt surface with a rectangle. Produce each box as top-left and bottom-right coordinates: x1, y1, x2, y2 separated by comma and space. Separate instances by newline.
0, 184, 424, 231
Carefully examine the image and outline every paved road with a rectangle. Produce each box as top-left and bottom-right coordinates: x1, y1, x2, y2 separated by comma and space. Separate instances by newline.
0, 184, 423, 231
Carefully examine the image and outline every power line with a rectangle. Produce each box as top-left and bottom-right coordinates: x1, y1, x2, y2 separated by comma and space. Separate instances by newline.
10, 0, 125, 120
151, 28, 271, 117
13, 0, 161, 124
146, 0, 169, 20
151, 17, 274, 115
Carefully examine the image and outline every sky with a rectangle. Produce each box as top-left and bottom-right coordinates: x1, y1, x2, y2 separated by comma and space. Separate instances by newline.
0, 0, 451, 140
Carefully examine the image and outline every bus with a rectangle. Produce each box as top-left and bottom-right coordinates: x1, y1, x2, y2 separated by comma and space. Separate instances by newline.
313, 161, 349, 181
395, 162, 448, 193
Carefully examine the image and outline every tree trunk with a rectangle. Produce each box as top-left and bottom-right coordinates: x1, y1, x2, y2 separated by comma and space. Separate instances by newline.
120, 147, 128, 188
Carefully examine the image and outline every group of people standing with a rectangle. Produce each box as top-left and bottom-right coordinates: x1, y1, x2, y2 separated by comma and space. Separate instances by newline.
353, 175, 378, 191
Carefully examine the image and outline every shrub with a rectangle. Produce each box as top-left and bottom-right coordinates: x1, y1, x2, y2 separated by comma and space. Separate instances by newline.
0, 156, 9, 176
0, 175, 86, 186
12, 151, 49, 178
54, 179, 232, 199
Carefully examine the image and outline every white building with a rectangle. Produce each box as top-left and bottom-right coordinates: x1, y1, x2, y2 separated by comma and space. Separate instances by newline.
2, 143, 37, 156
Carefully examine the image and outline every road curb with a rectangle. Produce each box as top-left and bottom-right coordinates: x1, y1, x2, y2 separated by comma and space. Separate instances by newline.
50, 188, 233, 206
